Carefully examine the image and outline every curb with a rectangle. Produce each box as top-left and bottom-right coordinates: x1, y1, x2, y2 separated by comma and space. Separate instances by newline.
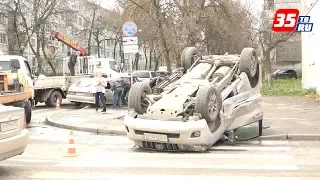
45, 116, 127, 136
259, 134, 320, 141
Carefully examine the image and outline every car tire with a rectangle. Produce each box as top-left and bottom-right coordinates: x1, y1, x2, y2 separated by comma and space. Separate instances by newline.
239, 48, 259, 88
239, 48, 259, 78
24, 100, 32, 124
46, 90, 62, 107
73, 102, 82, 107
195, 85, 222, 125
128, 82, 152, 114
181, 47, 199, 72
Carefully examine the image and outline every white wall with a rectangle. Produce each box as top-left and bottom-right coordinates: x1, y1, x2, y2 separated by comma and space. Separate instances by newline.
301, 0, 320, 94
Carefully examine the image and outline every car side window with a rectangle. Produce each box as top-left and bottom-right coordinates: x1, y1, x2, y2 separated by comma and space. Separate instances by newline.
151, 72, 157, 77
134, 72, 150, 78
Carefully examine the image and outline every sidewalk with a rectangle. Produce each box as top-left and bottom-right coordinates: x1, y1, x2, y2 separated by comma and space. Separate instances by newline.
46, 96, 320, 139
46, 106, 128, 135
261, 96, 320, 140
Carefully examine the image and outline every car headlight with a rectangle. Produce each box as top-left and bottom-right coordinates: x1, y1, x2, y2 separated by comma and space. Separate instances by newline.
191, 131, 201, 138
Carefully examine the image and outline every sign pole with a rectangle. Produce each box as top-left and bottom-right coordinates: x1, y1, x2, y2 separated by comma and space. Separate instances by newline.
122, 20, 138, 85
129, 53, 133, 84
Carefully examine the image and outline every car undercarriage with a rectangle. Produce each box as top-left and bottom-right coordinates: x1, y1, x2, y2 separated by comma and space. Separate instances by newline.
124, 47, 263, 152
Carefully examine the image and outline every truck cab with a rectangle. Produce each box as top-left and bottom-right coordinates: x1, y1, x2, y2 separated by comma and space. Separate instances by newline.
0, 56, 34, 98
0, 55, 35, 124
0, 56, 34, 90
88, 58, 124, 78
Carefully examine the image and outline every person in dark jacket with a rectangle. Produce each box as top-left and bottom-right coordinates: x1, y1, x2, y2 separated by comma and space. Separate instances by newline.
111, 77, 124, 107
68, 52, 78, 76
121, 78, 130, 106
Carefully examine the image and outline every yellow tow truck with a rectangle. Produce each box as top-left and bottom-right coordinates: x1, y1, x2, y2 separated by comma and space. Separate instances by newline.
0, 56, 34, 124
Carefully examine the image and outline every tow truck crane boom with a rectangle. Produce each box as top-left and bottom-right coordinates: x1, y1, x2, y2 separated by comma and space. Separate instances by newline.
50, 31, 87, 56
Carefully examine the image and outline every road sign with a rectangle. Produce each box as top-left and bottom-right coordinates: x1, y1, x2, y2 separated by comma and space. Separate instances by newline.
122, 21, 137, 37
123, 45, 139, 54
123, 37, 138, 46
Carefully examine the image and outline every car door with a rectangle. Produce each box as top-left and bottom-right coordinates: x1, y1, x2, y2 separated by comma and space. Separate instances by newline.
222, 73, 263, 131
104, 78, 114, 104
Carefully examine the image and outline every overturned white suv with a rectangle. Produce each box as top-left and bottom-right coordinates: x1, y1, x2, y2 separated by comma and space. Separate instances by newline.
124, 47, 263, 152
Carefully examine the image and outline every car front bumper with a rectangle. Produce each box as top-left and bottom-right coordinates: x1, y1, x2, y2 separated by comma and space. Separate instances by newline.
124, 115, 225, 152
0, 129, 30, 161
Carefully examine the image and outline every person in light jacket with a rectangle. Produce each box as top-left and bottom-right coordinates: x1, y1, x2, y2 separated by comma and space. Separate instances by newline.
94, 70, 107, 112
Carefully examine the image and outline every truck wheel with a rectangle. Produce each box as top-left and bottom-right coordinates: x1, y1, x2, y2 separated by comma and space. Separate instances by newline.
239, 47, 259, 79
195, 86, 222, 125
181, 47, 199, 71
24, 100, 32, 124
128, 82, 152, 114
47, 90, 62, 107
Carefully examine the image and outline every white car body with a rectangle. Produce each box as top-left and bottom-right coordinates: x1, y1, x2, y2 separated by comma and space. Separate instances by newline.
124, 48, 263, 152
0, 105, 29, 161
132, 70, 157, 83
66, 77, 114, 105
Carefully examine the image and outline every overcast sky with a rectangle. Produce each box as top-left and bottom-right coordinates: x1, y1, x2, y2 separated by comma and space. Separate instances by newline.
101, 0, 264, 14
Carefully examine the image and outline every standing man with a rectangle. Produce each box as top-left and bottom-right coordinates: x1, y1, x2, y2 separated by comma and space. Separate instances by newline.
68, 52, 78, 76
111, 77, 124, 107
121, 77, 131, 106
94, 70, 107, 113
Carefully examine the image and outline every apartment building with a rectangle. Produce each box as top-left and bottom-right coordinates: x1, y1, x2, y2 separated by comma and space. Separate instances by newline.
262, 0, 302, 70
301, 0, 319, 94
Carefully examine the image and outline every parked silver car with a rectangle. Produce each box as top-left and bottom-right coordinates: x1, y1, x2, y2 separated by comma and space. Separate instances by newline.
0, 105, 29, 161
67, 75, 140, 106
132, 70, 158, 83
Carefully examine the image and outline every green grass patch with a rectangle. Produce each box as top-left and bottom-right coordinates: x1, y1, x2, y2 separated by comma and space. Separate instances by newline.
262, 78, 318, 96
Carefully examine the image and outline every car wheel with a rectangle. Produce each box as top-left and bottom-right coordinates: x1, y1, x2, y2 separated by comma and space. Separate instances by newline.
181, 47, 199, 72
46, 90, 62, 107
128, 82, 152, 114
73, 102, 82, 107
239, 48, 259, 88
24, 100, 32, 124
195, 86, 222, 126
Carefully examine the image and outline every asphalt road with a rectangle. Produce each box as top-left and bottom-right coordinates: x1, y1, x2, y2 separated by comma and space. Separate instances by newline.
1, 103, 320, 179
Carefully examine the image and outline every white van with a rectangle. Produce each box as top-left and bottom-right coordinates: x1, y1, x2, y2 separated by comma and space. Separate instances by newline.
87, 58, 125, 78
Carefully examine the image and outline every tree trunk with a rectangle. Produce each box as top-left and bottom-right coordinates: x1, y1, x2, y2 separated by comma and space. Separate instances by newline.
149, 41, 154, 70
87, 9, 96, 56
41, 28, 56, 75
144, 43, 148, 70
135, 53, 140, 70
265, 50, 273, 86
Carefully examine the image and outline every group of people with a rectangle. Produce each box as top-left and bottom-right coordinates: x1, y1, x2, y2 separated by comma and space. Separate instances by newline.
94, 71, 129, 113
93, 70, 171, 113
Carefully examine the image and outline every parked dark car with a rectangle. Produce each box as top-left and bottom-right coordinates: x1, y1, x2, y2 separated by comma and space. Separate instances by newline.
272, 69, 298, 79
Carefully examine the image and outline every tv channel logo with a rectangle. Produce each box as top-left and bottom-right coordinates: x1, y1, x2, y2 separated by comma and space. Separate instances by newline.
272, 9, 313, 32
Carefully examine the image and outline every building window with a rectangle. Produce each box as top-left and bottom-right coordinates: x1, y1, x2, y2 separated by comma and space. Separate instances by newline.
107, 51, 110, 57
266, 0, 274, 10
31, 39, 36, 47
0, 34, 7, 44
107, 40, 111, 46
0, 14, 5, 24
45, 24, 51, 32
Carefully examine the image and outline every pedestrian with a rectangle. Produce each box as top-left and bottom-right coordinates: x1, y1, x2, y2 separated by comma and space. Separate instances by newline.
68, 52, 78, 76
94, 70, 107, 113
111, 77, 124, 107
121, 77, 131, 106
